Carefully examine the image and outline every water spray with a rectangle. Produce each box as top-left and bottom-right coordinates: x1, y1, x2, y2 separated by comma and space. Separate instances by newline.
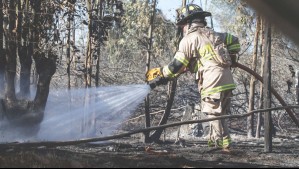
0, 84, 151, 143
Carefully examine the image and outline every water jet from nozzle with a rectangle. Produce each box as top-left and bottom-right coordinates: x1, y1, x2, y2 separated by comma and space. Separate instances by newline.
0, 84, 150, 143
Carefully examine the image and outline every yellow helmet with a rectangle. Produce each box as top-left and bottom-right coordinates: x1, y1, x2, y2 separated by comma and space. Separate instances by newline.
176, 4, 211, 26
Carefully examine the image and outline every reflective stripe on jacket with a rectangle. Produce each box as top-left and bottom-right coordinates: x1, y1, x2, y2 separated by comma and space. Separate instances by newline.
162, 25, 240, 98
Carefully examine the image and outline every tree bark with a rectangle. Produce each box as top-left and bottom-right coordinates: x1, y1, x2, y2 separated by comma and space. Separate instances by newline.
0, 0, 4, 93
149, 0, 186, 142
247, 15, 260, 138
144, 0, 157, 143
95, 0, 103, 87
85, 0, 93, 88
17, 0, 32, 98
150, 80, 177, 142
5, 0, 17, 101
263, 20, 272, 153
1, 1, 56, 127
67, 3, 74, 90
256, 18, 264, 138
18, 45, 33, 98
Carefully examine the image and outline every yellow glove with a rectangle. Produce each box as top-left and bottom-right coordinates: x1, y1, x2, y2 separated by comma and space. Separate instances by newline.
145, 67, 168, 89
145, 67, 163, 82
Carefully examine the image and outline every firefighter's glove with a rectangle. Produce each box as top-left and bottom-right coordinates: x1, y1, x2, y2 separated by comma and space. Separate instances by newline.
145, 67, 163, 82
146, 67, 169, 89
149, 76, 168, 89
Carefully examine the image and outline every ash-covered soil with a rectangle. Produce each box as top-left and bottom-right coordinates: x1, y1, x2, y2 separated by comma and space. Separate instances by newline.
0, 133, 298, 168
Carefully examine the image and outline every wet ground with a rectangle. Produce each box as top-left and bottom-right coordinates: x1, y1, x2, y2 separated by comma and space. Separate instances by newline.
0, 134, 298, 168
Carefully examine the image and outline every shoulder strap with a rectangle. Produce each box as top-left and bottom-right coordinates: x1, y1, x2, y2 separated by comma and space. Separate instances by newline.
197, 27, 215, 45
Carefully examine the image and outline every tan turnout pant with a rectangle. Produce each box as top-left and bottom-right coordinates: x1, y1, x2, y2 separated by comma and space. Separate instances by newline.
201, 90, 232, 146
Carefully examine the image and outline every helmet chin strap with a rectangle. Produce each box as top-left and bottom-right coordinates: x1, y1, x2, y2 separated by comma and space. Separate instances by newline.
188, 19, 192, 29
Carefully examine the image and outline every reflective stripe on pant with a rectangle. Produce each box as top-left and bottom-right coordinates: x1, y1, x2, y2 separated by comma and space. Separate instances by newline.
208, 136, 231, 148
202, 90, 232, 148
222, 136, 232, 148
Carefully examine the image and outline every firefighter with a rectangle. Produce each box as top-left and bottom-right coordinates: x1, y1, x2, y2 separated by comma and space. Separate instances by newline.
146, 4, 241, 150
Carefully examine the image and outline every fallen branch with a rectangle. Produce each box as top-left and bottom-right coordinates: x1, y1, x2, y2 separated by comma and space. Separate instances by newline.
125, 106, 185, 122
1, 105, 298, 149
100, 106, 186, 130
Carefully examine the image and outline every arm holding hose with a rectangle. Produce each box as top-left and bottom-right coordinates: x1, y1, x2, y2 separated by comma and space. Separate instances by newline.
145, 53, 187, 89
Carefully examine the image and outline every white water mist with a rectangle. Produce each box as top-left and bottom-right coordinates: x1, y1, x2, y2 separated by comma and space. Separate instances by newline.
0, 84, 150, 143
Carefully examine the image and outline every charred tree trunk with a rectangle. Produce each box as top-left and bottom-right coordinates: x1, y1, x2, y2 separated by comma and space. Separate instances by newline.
247, 15, 260, 138
66, 3, 74, 90
0, 0, 4, 94
149, 0, 186, 142
2, 0, 56, 127
73, 13, 77, 87
85, 0, 93, 88
263, 20, 272, 153
296, 70, 299, 105
144, 0, 156, 143
2, 0, 28, 123
150, 80, 177, 142
95, 0, 103, 87
256, 18, 264, 138
5, 0, 17, 102
18, 45, 33, 98
17, 0, 32, 98
31, 52, 56, 123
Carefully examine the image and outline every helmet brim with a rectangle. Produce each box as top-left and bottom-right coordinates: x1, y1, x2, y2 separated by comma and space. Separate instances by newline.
176, 11, 212, 26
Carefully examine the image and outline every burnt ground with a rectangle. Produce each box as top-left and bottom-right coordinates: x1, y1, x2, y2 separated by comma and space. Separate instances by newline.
0, 132, 299, 168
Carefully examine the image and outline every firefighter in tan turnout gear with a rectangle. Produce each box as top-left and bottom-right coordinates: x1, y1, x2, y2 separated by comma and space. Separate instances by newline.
146, 4, 241, 150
